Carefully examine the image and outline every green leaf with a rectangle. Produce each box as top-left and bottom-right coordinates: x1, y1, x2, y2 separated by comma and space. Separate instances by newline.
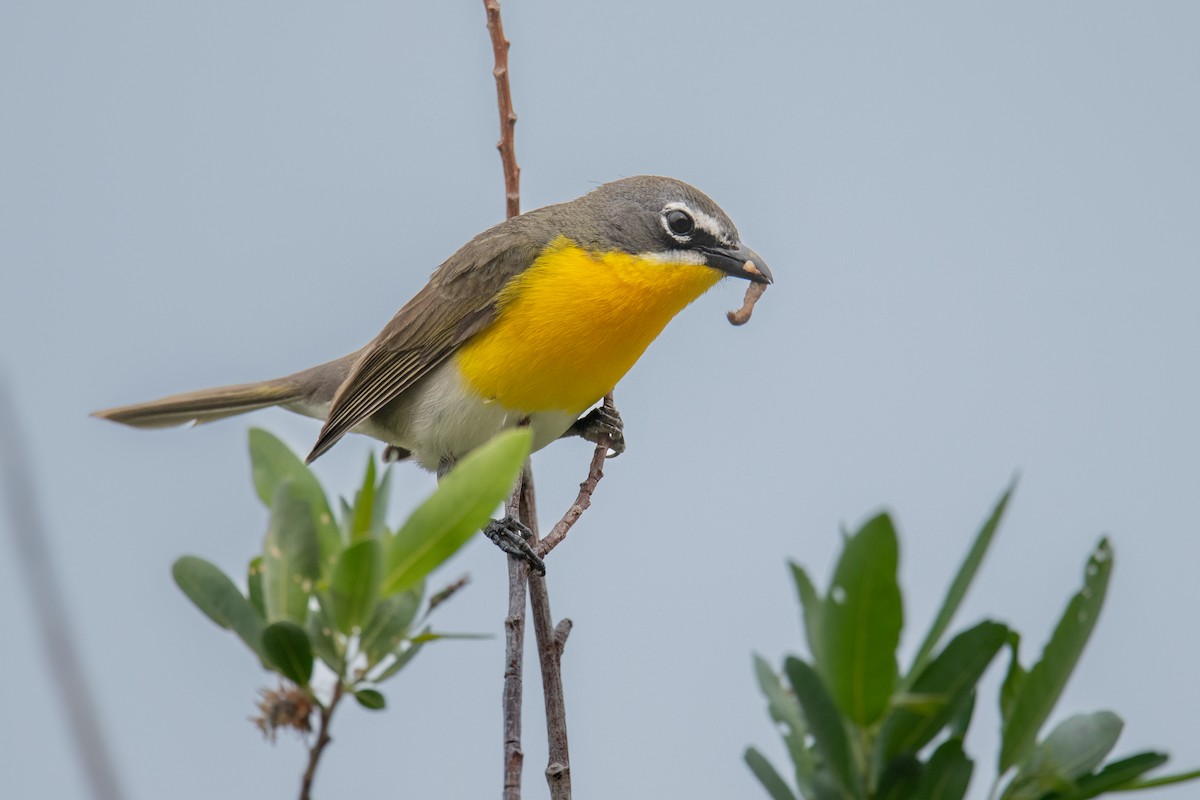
947, 690, 976, 740
247, 556, 265, 618
789, 562, 826, 670
820, 512, 903, 726
306, 597, 343, 674
380, 428, 531, 595
409, 630, 490, 643
905, 480, 1013, 687
1000, 630, 1026, 730
879, 621, 1008, 765
1004, 712, 1123, 800
360, 588, 423, 667
354, 688, 387, 711
329, 539, 382, 634
745, 747, 799, 800
261, 621, 314, 685
911, 738, 973, 800
348, 456, 380, 542
262, 479, 322, 623
785, 656, 860, 800
876, 755, 922, 800
172, 555, 266, 661
1000, 538, 1114, 772
753, 654, 815, 796
371, 466, 393, 538
248, 428, 341, 571
1108, 765, 1200, 793
1056, 752, 1167, 799
373, 638, 426, 682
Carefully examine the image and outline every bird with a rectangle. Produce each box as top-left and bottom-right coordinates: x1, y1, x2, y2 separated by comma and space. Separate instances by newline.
93, 175, 772, 570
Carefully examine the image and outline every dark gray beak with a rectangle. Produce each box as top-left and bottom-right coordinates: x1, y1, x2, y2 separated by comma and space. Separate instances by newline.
700, 242, 774, 284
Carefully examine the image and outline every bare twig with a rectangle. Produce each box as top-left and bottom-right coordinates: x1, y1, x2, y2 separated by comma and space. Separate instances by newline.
534, 393, 615, 558
484, 0, 520, 219
483, 2, 530, 797
0, 382, 126, 800
726, 279, 767, 326
502, 548, 527, 800
299, 679, 344, 800
522, 468, 573, 799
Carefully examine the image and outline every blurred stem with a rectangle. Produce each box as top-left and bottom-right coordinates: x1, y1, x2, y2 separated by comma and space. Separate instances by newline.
300, 679, 344, 800
0, 382, 126, 800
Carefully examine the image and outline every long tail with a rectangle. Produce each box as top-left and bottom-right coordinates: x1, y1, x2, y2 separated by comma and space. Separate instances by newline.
92, 379, 303, 429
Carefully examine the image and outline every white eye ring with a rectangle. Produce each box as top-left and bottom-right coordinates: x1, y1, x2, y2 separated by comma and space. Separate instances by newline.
661, 205, 695, 241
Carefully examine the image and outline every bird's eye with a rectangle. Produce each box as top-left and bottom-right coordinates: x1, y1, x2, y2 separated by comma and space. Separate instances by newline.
665, 209, 694, 237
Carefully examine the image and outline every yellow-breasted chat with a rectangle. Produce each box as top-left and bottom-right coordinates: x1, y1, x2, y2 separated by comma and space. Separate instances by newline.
93, 175, 772, 569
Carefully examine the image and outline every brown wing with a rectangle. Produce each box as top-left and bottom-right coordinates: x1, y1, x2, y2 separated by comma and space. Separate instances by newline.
304, 227, 543, 463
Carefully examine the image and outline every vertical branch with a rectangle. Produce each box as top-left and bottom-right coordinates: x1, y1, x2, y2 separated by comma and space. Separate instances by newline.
0, 382, 126, 800
524, 464, 572, 798
483, 2, 528, 798
502, 545, 527, 800
483, 0, 520, 219
299, 680, 344, 800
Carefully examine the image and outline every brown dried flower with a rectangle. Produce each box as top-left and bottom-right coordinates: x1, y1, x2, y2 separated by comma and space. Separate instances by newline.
251, 683, 314, 742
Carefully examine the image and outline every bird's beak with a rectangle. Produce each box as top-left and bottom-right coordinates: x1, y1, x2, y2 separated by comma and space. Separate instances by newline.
700, 242, 774, 284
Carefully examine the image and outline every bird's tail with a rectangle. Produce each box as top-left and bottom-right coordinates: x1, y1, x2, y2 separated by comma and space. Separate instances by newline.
92, 379, 303, 429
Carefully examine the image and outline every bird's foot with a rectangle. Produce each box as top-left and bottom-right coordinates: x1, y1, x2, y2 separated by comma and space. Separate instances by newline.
565, 404, 626, 458
483, 515, 546, 575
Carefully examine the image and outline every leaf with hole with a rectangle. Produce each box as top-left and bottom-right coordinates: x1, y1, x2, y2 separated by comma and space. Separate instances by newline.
785, 656, 860, 799
753, 654, 814, 796
1000, 539, 1113, 772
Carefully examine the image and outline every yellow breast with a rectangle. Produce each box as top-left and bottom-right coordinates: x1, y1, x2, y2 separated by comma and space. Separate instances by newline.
454, 236, 723, 414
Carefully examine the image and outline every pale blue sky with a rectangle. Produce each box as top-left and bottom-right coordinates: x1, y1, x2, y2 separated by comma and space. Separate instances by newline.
3, 2, 1199, 799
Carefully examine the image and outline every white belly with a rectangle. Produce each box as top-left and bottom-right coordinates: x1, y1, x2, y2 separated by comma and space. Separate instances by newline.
288, 361, 580, 471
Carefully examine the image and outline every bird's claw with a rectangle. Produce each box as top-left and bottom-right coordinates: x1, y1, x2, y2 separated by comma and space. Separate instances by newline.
568, 405, 626, 458
483, 515, 546, 575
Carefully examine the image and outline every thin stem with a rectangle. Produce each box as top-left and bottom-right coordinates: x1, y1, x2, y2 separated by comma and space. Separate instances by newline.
502, 537, 528, 800
483, 2, 527, 797
0, 382, 126, 800
483, 0, 520, 219
534, 393, 615, 558
299, 679, 344, 800
523, 467, 573, 799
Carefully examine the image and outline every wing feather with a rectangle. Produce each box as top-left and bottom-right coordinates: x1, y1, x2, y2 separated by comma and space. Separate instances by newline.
304, 228, 543, 463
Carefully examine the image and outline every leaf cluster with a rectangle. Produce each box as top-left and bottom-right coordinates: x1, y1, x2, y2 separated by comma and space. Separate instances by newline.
173, 427, 531, 713
747, 484, 1200, 800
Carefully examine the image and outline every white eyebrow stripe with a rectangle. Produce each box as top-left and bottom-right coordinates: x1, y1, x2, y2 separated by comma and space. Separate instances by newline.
690, 209, 734, 245
661, 201, 735, 246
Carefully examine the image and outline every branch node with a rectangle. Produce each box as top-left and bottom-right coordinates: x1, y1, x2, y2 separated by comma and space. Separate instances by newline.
554, 619, 573, 652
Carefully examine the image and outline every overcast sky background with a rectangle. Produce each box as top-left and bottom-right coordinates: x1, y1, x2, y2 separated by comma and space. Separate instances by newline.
4, 2, 1199, 799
